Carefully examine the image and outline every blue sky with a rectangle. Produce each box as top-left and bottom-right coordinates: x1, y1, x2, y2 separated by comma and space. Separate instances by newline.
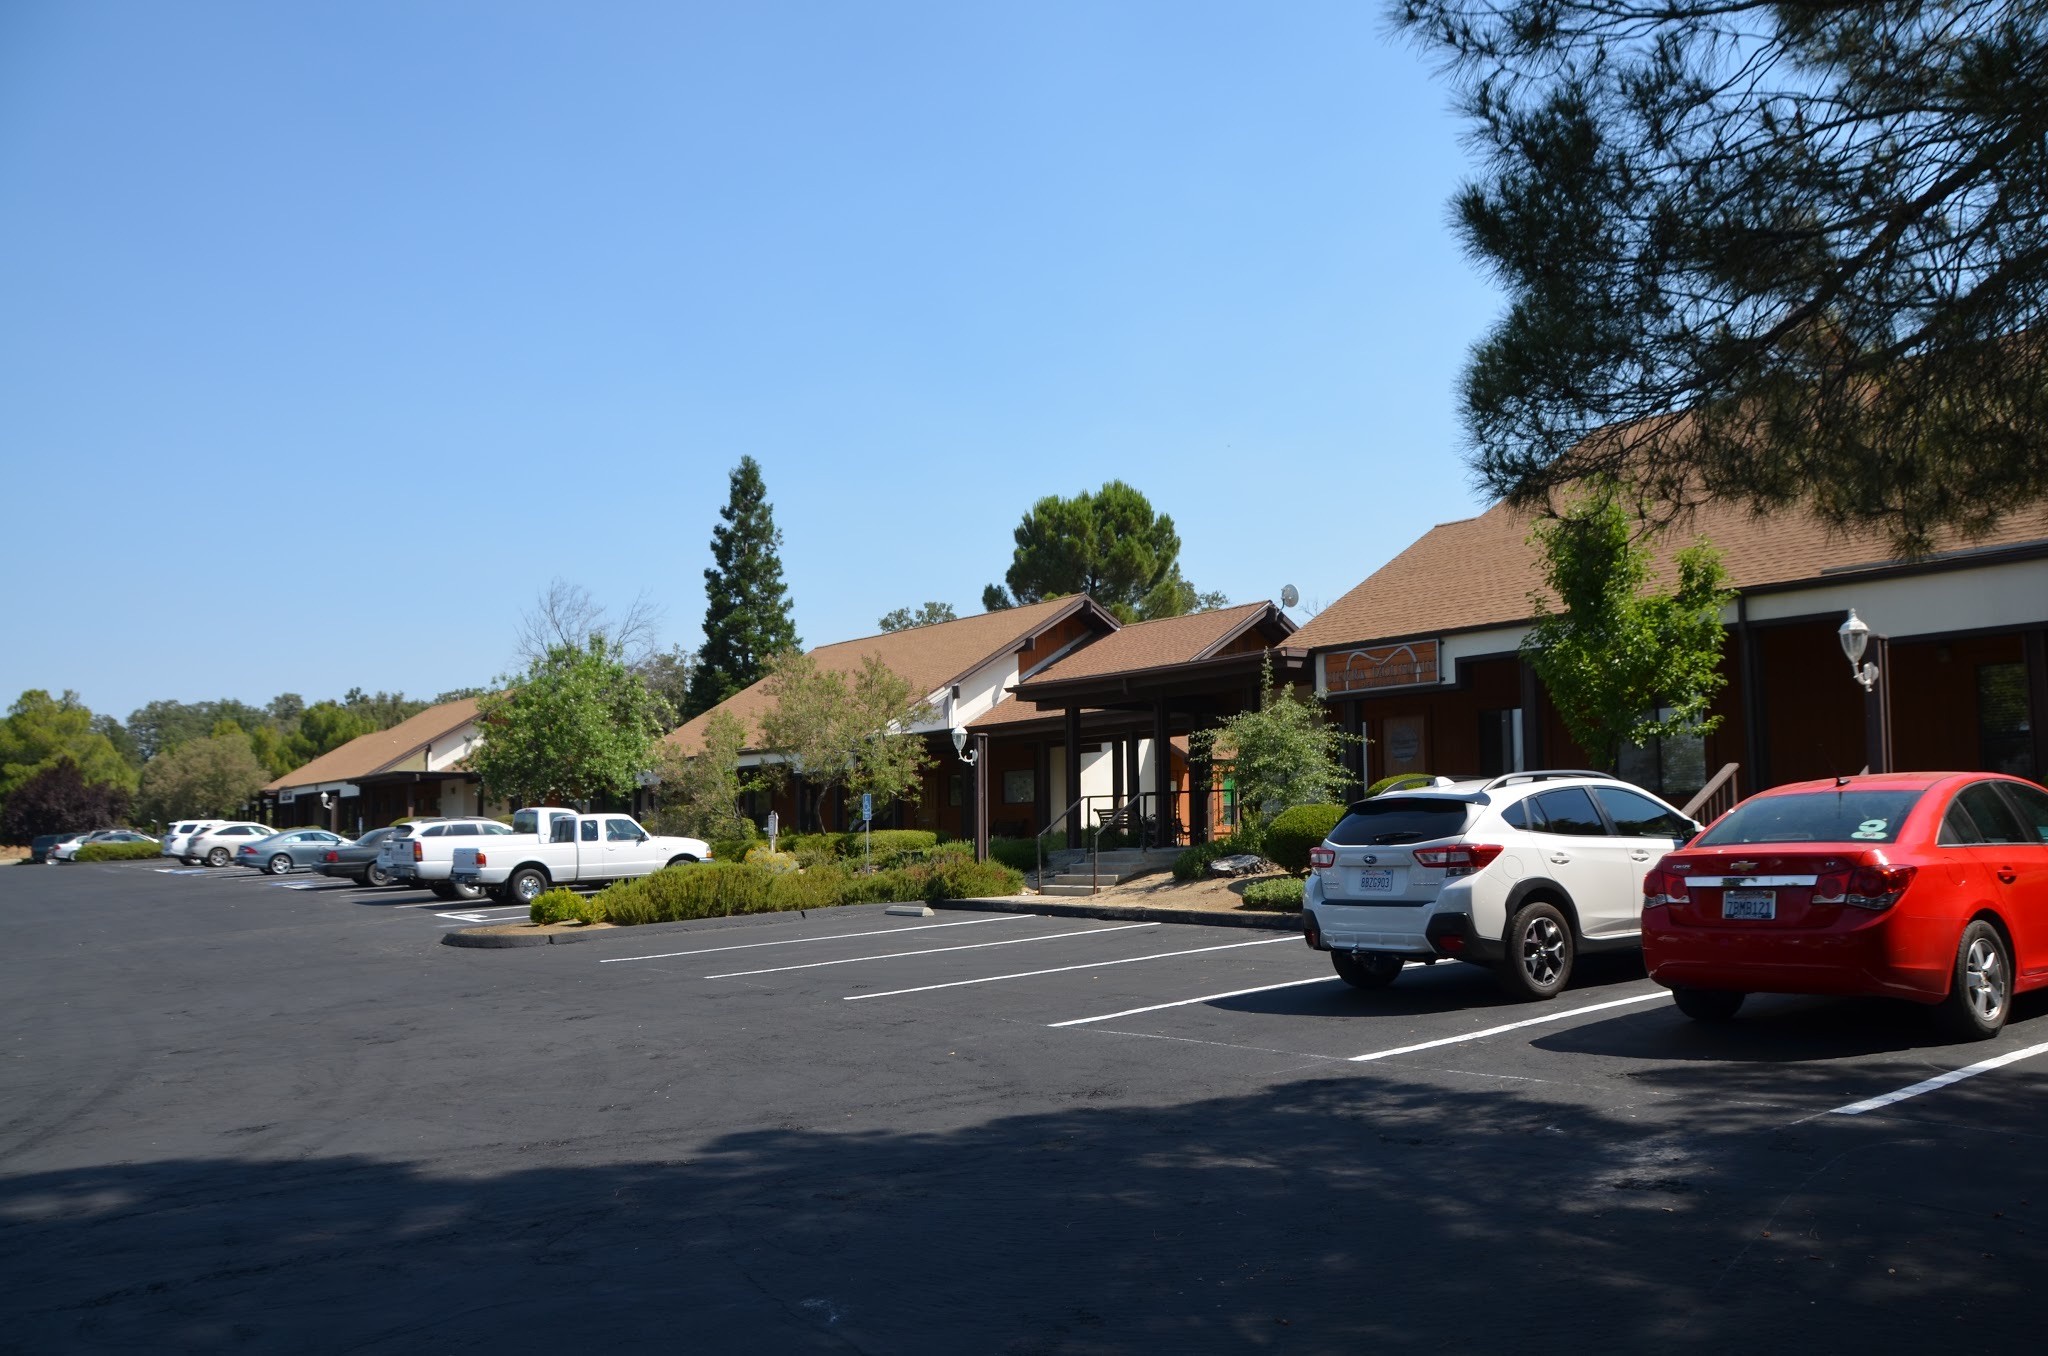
0, 1, 1502, 721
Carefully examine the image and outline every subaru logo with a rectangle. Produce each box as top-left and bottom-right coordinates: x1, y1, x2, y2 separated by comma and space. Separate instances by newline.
1361, 854, 1378, 865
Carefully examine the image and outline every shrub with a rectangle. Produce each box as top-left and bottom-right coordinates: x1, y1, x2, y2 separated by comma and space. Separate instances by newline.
593, 879, 658, 926
529, 887, 583, 924
988, 837, 1038, 873
924, 855, 1023, 900
1365, 773, 1439, 798
707, 837, 754, 864
1240, 876, 1305, 910
835, 829, 937, 861
74, 839, 162, 862
1172, 838, 1242, 881
1263, 803, 1346, 873
769, 863, 849, 910
743, 847, 799, 874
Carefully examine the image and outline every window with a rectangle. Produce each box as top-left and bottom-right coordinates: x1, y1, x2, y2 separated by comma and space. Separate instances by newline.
581, 820, 599, 842
447, 824, 478, 836
1003, 769, 1035, 805
1617, 707, 1708, 804
606, 818, 641, 842
483, 822, 513, 835
1592, 786, 1692, 840
1529, 787, 1608, 836
1998, 782, 2048, 843
1328, 797, 1472, 846
1696, 789, 1924, 846
1940, 803, 1984, 845
549, 815, 576, 844
1979, 663, 2033, 776
1502, 799, 1536, 831
422, 825, 447, 837
1955, 782, 2028, 845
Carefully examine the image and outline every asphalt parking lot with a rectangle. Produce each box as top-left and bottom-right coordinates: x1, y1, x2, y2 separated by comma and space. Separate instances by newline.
5, 861, 2046, 1351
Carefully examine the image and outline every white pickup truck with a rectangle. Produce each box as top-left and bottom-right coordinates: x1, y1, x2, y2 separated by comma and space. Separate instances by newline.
450, 808, 712, 904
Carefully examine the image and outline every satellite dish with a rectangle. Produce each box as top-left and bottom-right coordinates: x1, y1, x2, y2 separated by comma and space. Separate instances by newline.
1280, 584, 1299, 609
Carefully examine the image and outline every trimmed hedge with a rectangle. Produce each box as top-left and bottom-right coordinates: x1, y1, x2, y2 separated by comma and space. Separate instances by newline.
1263, 804, 1346, 873
74, 840, 163, 862
1240, 876, 1305, 909
988, 837, 1038, 873
553, 851, 1027, 928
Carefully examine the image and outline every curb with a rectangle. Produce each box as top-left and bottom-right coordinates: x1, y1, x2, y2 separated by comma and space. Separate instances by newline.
935, 896, 1302, 931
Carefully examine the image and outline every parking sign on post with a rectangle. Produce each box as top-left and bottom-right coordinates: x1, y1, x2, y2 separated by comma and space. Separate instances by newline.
861, 794, 873, 871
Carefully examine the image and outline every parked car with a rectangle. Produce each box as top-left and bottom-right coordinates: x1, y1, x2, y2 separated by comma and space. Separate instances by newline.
317, 828, 399, 886
235, 828, 353, 875
451, 807, 711, 903
1302, 771, 1700, 1000
183, 822, 277, 867
50, 829, 160, 862
162, 820, 223, 859
30, 833, 78, 864
1643, 772, 2048, 1039
376, 818, 519, 899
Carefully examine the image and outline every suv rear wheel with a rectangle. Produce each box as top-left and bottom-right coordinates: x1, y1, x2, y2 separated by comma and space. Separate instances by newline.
1497, 900, 1574, 1001
1332, 951, 1404, 990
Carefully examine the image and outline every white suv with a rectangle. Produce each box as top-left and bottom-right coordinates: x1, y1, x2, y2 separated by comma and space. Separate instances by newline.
183, 822, 278, 867
162, 821, 221, 859
377, 818, 517, 899
1302, 772, 1699, 1001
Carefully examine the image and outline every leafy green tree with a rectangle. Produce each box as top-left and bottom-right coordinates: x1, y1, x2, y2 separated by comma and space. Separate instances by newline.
982, 481, 1225, 621
878, 601, 958, 632
1520, 481, 1734, 770
686, 457, 799, 717
90, 713, 143, 772
126, 698, 269, 762
288, 702, 374, 766
1193, 657, 1358, 819
757, 651, 933, 826
635, 644, 694, 726
340, 688, 430, 729
134, 732, 268, 823
0, 690, 138, 801
0, 760, 133, 841
1399, 0, 2048, 553
472, 638, 669, 808
649, 709, 754, 842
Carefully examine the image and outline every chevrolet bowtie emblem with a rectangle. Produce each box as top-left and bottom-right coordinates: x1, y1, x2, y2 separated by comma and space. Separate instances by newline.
1729, 860, 1758, 871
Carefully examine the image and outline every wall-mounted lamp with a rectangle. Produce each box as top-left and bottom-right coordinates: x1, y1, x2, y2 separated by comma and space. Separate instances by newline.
951, 725, 978, 764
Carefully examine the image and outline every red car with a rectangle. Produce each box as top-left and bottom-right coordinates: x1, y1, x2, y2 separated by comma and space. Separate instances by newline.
1643, 772, 2048, 1040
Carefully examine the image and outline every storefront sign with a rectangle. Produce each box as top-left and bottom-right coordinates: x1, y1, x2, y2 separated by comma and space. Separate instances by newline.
1324, 640, 1440, 694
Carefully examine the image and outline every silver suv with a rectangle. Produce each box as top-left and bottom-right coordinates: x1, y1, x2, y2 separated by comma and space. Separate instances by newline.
1302, 772, 1699, 1000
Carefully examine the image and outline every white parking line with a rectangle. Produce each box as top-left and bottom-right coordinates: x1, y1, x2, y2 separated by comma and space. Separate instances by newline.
1049, 976, 1339, 1028
1347, 990, 1671, 1063
843, 935, 1301, 1002
600, 915, 1035, 964
706, 923, 1159, 979
1826, 1039, 2048, 1116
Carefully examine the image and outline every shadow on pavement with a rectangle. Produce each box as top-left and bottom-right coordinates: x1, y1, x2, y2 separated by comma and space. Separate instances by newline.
4, 1071, 2040, 1351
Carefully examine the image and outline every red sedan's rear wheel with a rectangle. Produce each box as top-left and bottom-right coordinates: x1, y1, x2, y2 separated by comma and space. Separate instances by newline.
1934, 920, 2011, 1042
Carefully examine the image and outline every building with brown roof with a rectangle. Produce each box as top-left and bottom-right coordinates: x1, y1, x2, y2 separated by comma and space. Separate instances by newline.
261, 698, 491, 833
1289, 495, 2048, 807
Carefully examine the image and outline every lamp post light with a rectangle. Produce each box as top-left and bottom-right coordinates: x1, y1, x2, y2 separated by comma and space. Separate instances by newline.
952, 725, 990, 863
1838, 608, 1892, 773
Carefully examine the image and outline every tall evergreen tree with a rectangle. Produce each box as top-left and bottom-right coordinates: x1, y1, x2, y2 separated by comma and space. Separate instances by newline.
686, 457, 799, 717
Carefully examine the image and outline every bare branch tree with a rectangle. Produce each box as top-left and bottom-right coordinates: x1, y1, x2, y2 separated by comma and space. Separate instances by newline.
515, 578, 665, 665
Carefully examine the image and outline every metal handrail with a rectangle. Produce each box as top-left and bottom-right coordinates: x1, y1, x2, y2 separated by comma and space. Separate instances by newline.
1090, 791, 1148, 894
1035, 798, 1086, 893
1680, 762, 1741, 823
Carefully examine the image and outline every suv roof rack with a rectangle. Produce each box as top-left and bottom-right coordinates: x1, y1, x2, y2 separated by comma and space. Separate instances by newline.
1479, 770, 1612, 791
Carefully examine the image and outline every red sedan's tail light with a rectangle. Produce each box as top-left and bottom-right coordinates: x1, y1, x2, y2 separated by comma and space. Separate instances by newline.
1818, 863, 1917, 911
1309, 847, 1336, 869
1411, 844, 1504, 877
1643, 865, 1691, 907
412, 842, 423, 862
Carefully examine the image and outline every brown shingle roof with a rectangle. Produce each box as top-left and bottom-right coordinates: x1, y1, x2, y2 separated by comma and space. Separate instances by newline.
263, 697, 483, 791
1289, 495, 2048, 654
666, 596, 1099, 755
1023, 602, 1286, 683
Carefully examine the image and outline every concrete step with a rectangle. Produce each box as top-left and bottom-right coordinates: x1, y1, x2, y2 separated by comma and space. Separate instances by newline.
1039, 883, 1112, 897
1047, 871, 1137, 887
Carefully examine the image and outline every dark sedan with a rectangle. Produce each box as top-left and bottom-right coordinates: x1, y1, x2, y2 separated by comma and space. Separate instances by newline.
317, 827, 399, 886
